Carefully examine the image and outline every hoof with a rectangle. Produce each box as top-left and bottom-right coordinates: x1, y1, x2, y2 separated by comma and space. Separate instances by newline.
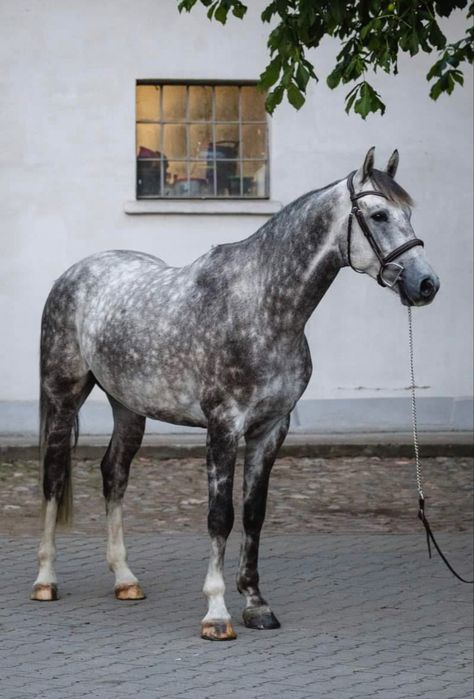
201, 620, 237, 641
243, 605, 280, 630
31, 583, 58, 602
115, 583, 146, 601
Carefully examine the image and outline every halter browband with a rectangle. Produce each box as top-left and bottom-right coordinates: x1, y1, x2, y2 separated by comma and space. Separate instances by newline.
346, 170, 424, 287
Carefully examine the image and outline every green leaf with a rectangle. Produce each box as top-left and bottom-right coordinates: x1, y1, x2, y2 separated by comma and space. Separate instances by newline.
427, 58, 444, 80
327, 66, 342, 89
360, 19, 376, 41
261, 2, 276, 23
232, 3, 247, 19
348, 82, 386, 119
428, 22, 447, 50
430, 67, 465, 100
408, 29, 420, 56
265, 84, 284, 114
214, 5, 228, 23
177, 0, 198, 11
344, 89, 359, 115
259, 55, 282, 88
287, 82, 306, 109
429, 77, 444, 100
295, 63, 310, 91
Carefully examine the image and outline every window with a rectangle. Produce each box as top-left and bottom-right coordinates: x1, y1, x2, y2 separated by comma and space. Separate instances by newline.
136, 82, 269, 199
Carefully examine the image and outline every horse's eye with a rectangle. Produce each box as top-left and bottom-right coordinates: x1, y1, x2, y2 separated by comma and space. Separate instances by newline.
371, 211, 388, 222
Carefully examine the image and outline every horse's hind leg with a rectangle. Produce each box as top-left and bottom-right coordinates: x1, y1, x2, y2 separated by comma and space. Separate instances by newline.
237, 415, 290, 629
31, 371, 95, 601
101, 397, 146, 600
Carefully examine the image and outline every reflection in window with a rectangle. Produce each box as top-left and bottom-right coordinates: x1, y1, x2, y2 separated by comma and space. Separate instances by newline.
136, 82, 268, 199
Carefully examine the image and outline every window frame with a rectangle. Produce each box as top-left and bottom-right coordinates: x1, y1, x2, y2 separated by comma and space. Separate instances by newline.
135, 79, 270, 201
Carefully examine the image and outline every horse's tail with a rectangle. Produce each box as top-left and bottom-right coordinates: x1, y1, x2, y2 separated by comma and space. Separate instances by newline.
39, 377, 78, 529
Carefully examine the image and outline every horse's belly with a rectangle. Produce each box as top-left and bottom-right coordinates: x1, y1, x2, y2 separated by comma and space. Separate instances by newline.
144, 398, 207, 428
88, 358, 208, 428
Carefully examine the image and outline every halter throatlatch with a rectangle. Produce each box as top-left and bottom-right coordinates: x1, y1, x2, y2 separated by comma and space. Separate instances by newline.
346, 171, 425, 287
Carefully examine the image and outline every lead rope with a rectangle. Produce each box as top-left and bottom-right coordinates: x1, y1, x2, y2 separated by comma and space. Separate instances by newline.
408, 307, 473, 583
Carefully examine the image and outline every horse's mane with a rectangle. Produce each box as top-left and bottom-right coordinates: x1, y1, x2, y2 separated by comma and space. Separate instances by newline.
370, 169, 414, 207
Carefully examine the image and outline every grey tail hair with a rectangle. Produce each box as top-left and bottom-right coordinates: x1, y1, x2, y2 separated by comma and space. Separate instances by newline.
39, 387, 78, 529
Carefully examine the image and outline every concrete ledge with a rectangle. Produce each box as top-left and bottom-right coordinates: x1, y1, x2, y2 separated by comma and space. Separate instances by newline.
1, 431, 472, 461
124, 199, 282, 215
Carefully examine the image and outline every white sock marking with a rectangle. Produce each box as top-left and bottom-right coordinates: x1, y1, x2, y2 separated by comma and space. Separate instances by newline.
202, 540, 230, 622
34, 499, 58, 586
106, 502, 138, 587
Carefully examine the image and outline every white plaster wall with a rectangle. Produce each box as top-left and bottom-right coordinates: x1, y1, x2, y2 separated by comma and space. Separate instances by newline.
0, 1, 472, 412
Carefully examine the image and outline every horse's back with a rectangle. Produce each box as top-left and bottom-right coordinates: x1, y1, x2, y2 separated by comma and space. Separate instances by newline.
59, 249, 169, 289
43, 250, 170, 320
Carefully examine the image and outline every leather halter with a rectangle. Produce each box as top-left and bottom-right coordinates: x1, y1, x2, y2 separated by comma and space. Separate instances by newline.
346, 170, 424, 287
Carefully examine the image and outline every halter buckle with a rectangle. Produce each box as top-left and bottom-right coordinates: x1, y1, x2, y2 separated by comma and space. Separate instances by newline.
378, 261, 404, 288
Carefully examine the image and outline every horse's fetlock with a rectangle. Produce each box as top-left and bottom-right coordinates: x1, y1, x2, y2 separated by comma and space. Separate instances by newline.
203, 579, 225, 598
38, 546, 55, 565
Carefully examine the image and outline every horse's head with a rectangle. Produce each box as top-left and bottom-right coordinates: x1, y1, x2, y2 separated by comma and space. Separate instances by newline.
347, 147, 439, 306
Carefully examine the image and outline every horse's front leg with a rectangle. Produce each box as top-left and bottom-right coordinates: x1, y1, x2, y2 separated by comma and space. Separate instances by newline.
237, 414, 290, 630
201, 416, 240, 641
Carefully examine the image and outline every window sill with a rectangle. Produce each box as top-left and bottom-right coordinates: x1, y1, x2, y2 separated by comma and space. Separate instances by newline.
124, 199, 282, 216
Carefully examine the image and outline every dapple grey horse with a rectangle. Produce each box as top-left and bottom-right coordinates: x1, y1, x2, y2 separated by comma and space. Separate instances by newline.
32, 148, 439, 640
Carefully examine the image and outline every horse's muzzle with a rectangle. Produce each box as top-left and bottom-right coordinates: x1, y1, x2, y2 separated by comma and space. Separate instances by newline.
398, 273, 440, 306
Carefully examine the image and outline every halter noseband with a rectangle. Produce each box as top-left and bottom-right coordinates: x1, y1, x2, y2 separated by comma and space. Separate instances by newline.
346, 170, 424, 287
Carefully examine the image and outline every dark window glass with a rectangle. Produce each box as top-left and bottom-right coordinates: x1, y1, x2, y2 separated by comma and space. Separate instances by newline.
136, 82, 269, 199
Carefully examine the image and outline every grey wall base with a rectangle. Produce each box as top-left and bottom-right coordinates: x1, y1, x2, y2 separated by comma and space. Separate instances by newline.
0, 397, 472, 437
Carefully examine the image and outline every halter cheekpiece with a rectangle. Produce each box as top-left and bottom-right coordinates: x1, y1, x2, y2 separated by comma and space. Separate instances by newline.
346, 170, 424, 287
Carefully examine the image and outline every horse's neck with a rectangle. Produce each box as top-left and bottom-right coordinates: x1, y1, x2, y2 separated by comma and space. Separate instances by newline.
251, 180, 347, 331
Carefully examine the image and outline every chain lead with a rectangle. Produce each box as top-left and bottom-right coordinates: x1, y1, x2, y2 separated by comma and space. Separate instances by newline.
408, 306, 473, 583
407, 306, 424, 501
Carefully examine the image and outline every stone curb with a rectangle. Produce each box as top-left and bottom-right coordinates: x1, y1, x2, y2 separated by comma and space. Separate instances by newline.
0, 432, 472, 460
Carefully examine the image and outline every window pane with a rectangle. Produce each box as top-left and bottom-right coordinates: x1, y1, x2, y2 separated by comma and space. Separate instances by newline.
214, 160, 240, 196
163, 124, 186, 160
164, 161, 188, 195
188, 123, 212, 159
189, 162, 212, 197
241, 124, 266, 159
242, 161, 267, 197
215, 124, 239, 158
162, 85, 186, 121
137, 161, 163, 197
188, 85, 212, 121
227, 162, 242, 196
136, 85, 160, 121
241, 86, 266, 121
136, 123, 161, 154
215, 86, 239, 121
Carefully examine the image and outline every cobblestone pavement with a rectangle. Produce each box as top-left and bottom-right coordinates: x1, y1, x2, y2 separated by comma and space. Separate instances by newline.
1, 455, 472, 536
1, 456, 473, 698
0, 533, 473, 699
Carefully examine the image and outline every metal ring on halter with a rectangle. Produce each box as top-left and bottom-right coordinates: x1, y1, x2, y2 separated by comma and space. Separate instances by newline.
346, 171, 424, 287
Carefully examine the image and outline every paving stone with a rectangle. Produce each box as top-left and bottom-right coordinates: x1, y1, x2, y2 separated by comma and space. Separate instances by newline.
1, 532, 472, 698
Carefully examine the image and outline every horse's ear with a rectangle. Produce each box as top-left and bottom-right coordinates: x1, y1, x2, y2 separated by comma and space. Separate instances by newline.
386, 149, 399, 178
354, 146, 375, 186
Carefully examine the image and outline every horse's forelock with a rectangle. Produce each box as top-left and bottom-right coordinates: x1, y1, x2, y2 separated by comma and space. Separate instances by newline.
371, 169, 414, 207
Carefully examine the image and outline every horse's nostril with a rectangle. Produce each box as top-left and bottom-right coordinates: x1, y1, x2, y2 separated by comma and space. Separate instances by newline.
420, 277, 436, 299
